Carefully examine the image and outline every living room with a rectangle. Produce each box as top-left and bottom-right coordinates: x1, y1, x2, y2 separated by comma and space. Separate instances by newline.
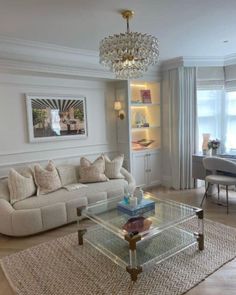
0, 1, 236, 294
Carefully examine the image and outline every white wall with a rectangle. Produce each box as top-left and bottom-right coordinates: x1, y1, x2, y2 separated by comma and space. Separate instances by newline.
0, 72, 117, 176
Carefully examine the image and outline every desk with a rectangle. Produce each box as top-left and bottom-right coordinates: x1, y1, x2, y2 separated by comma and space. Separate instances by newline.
192, 154, 236, 180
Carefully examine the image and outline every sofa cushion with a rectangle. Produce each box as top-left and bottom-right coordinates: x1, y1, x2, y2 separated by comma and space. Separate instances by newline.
79, 156, 108, 183
13, 187, 87, 210
86, 179, 128, 199
66, 198, 89, 222
8, 168, 36, 205
104, 154, 124, 179
41, 203, 67, 230
86, 192, 107, 204
34, 161, 62, 195
57, 165, 77, 186
0, 178, 10, 201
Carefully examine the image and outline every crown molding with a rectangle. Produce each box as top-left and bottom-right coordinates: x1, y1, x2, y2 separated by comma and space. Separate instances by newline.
161, 54, 236, 70
0, 36, 160, 80
0, 58, 117, 80
183, 56, 225, 67
0, 36, 114, 79
2, 36, 234, 79
161, 56, 226, 70
224, 54, 236, 66
160, 57, 184, 71
0, 36, 99, 64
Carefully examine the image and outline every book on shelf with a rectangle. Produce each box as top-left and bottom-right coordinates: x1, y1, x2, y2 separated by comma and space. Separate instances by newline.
140, 89, 152, 103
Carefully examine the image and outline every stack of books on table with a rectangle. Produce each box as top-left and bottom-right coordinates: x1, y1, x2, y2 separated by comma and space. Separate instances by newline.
117, 199, 155, 216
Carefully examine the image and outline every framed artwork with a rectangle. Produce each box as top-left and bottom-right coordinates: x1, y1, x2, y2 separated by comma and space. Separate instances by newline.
26, 94, 87, 142
140, 89, 152, 103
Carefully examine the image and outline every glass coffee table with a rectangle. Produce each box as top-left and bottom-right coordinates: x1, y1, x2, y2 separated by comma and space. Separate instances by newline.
77, 192, 204, 281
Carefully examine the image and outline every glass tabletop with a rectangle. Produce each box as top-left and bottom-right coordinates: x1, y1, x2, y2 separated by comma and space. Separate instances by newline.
82, 192, 200, 241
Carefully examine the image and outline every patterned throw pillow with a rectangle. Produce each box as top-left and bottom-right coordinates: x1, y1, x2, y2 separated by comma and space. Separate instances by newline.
57, 165, 78, 186
8, 168, 36, 204
104, 154, 124, 179
34, 161, 61, 195
79, 156, 108, 183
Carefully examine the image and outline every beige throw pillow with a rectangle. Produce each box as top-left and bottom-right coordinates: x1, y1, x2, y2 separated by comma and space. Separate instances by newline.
57, 165, 77, 186
104, 154, 124, 179
8, 168, 36, 205
79, 156, 108, 183
34, 161, 61, 195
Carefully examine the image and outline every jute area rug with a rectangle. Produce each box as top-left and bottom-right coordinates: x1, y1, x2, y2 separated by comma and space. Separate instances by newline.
1, 219, 236, 295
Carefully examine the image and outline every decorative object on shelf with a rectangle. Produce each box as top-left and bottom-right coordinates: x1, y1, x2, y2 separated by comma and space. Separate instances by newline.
208, 139, 220, 156
113, 100, 125, 120
137, 139, 155, 147
122, 216, 152, 233
132, 139, 155, 151
26, 94, 87, 142
202, 133, 211, 155
99, 10, 159, 79
140, 89, 152, 103
124, 195, 130, 205
134, 186, 144, 204
131, 100, 143, 104
135, 111, 147, 127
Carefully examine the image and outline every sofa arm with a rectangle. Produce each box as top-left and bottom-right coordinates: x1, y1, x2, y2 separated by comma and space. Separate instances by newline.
0, 199, 14, 236
120, 167, 136, 193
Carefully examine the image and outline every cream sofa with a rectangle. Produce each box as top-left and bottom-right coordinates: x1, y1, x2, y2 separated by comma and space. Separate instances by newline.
0, 166, 135, 237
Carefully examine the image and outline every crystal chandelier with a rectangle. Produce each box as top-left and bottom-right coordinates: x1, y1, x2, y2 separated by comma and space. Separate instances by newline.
99, 10, 159, 79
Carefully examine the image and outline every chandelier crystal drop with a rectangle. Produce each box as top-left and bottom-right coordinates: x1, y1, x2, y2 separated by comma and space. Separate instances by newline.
99, 10, 159, 79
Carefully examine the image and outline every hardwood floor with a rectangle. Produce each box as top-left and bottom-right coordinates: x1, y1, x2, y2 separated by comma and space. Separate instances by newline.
0, 186, 236, 295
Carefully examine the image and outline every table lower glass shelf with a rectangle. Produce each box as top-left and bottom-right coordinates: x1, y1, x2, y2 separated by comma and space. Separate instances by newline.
84, 224, 197, 270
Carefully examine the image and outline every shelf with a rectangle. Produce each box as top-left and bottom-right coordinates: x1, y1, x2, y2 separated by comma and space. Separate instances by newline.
131, 103, 160, 107
132, 126, 160, 131
85, 225, 196, 269
132, 147, 161, 153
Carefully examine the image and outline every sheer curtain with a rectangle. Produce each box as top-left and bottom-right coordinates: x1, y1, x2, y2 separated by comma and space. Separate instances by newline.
167, 67, 197, 189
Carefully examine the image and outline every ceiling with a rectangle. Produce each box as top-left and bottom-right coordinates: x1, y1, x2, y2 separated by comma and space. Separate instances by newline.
0, 0, 235, 62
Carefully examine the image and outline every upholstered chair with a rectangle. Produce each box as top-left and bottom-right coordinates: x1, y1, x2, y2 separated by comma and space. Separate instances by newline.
200, 157, 236, 214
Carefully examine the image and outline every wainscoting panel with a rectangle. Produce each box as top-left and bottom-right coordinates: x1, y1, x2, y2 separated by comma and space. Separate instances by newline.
0, 72, 118, 177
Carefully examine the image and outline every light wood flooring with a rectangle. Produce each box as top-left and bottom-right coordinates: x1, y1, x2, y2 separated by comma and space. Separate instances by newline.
0, 186, 236, 295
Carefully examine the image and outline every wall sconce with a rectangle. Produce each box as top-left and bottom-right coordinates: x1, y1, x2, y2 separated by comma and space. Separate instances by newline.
114, 101, 125, 120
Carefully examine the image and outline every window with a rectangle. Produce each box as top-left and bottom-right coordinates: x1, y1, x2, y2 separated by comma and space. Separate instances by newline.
225, 91, 236, 153
197, 89, 236, 155
197, 89, 223, 152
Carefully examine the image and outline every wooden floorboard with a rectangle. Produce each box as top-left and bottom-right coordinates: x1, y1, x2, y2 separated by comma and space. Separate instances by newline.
0, 186, 236, 295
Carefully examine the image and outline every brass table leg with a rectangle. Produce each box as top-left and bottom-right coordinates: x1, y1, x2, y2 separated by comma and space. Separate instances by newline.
125, 233, 142, 282
78, 229, 87, 245
77, 206, 87, 246
126, 265, 142, 282
196, 209, 204, 251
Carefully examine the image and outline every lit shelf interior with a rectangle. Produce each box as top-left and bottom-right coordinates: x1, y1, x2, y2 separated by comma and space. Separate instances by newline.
131, 103, 160, 107
130, 81, 161, 153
